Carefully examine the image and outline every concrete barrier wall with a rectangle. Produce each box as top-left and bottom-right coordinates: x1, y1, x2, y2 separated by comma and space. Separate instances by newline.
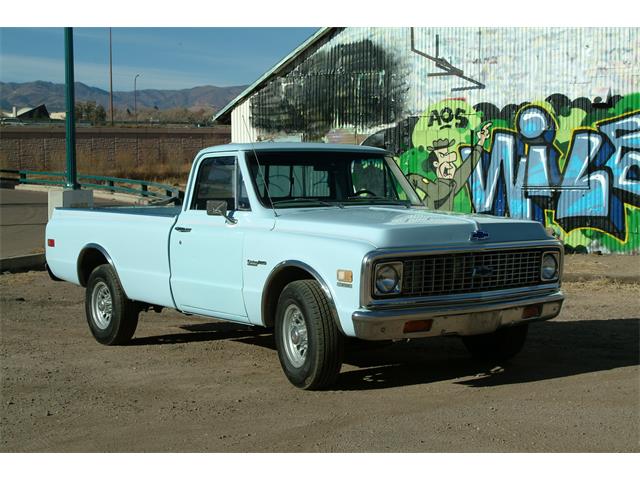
0, 125, 231, 179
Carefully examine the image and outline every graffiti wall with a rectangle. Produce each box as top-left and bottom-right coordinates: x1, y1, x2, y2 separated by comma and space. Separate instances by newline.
370, 93, 640, 254
236, 27, 640, 253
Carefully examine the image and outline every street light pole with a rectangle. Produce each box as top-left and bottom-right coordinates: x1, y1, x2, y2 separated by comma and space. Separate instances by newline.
134, 73, 140, 125
64, 27, 79, 190
49, 26, 93, 218
109, 28, 114, 126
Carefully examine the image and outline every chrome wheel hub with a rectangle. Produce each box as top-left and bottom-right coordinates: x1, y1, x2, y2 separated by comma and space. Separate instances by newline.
91, 281, 113, 330
282, 304, 308, 368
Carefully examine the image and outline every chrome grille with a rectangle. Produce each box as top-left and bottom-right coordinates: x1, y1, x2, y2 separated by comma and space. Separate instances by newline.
398, 249, 547, 297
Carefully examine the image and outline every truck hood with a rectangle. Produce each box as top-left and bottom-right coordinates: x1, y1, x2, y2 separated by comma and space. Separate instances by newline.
273, 206, 550, 248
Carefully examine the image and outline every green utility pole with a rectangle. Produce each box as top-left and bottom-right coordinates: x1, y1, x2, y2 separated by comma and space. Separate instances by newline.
64, 27, 79, 190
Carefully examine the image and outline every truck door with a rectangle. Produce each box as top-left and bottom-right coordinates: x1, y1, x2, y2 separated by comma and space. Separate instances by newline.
169, 154, 250, 321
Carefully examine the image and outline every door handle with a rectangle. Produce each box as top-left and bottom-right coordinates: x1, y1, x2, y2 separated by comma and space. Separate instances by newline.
174, 226, 192, 233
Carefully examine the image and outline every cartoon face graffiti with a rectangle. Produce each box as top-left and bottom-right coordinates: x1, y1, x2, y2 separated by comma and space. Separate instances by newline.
423, 123, 492, 180
411, 123, 493, 212
426, 139, 458, 179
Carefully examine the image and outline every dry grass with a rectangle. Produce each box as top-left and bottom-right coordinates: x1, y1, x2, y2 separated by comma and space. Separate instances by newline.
83, 163, 191, 187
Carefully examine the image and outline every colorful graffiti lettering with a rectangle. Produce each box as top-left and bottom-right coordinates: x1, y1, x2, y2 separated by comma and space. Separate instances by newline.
465, 108, 639, 240
373, 93, 640, 254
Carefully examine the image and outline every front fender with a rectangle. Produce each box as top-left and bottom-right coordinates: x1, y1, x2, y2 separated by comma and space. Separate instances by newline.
261, 260, 345, 334
242, 231, 374, 336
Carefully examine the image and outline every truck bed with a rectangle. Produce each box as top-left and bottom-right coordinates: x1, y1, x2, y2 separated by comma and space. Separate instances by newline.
46, 205, 181, 308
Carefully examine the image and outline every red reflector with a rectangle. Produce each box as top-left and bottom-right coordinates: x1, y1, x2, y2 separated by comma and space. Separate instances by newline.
47, 239, 55, 247
522, 304, 542, 319
403, 319, 433, 334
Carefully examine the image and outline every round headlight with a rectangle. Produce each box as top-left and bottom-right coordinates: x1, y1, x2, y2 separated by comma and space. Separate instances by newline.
541, 253, 559, 281
375, 263, 401, 294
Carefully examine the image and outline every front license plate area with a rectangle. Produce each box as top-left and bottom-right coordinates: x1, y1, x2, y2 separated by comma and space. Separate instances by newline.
432, 310, 503, 336
467, 310, 502, 335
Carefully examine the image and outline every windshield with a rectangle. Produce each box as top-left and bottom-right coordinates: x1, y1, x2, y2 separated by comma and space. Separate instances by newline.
246, 150, 421, 208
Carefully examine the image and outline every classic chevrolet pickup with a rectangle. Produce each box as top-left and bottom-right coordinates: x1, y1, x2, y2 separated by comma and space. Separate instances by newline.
46, 143, 564, 389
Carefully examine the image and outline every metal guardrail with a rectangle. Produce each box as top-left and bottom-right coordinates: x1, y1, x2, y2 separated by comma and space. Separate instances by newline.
0, 169, 181, 201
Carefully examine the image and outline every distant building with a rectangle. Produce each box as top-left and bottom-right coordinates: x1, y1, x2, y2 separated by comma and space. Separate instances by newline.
1, 104, 50, 120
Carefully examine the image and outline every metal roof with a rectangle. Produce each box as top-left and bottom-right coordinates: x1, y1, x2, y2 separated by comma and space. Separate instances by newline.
212, 27, 337, 124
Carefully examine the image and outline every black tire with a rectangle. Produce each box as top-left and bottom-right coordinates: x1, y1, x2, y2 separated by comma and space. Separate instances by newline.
275, 280, 344, 390
85, 264, 139, 345
462, 324, 529, 361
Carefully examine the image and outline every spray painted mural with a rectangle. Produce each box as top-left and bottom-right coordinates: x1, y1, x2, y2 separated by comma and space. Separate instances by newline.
364, 93, 640, 254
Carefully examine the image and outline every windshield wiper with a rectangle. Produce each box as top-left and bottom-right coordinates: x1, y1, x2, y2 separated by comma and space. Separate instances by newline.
272, 198, 344, 208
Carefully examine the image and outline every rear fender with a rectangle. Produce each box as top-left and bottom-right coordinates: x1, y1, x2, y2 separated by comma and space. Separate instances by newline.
77, 243, 116, 287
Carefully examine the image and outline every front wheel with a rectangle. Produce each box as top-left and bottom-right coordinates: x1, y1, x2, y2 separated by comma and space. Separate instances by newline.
462, 324, 529, 361
85, 264, 139, 345
275, 280, 344, 390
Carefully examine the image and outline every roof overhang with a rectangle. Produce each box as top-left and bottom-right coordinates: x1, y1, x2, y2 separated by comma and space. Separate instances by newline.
212, 27, 337, 124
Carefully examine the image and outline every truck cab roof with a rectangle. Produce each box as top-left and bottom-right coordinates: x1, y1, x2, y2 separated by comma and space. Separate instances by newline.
196, 142, 389, 157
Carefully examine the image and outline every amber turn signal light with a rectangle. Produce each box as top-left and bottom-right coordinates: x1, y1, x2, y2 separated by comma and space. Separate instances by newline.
337, 269, 353, 283
403, 319, 433, 334
522, 304, 542, 319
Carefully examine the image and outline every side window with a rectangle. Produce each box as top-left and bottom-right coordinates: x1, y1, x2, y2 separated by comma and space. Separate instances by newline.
191, 156, 237, 211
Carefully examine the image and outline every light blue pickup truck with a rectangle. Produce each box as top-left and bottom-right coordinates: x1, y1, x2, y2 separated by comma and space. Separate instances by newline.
46, 143, 564, 389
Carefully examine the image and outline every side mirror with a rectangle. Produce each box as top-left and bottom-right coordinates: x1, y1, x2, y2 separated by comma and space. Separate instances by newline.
206, 200, 237, 224
206, 199, 227, 216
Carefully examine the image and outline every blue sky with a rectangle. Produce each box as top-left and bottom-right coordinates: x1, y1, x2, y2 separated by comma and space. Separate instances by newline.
0, 27, 319, 91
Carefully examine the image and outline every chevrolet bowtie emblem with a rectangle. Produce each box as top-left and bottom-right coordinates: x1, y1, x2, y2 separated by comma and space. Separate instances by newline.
470, 230, 490, 241
472, 265, 494, 278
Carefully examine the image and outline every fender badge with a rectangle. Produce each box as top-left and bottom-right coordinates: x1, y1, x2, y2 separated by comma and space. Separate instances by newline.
470, 230, 490, 241
247, 260, 267, 267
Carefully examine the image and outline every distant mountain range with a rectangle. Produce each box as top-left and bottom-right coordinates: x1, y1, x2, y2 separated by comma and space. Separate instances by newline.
0, 81, 247, 112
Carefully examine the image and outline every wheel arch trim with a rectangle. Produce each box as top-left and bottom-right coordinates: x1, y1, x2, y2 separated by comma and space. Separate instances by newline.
261, 260, 345, 334
77, 243, 117, 287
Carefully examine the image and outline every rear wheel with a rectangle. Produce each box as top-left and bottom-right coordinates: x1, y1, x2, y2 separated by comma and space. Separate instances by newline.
462, 324, 529, 361
275, 280, 344, 390
85, 264, 139, 345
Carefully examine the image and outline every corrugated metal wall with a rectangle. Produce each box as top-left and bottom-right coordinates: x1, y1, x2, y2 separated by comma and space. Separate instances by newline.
231, 100, 258, 143
234, 27, 640, 254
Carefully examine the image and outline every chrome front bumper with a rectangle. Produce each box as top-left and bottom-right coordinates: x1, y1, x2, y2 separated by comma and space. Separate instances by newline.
352, 291, 564, 340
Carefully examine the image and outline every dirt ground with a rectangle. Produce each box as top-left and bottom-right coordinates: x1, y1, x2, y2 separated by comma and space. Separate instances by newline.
563, 254, 640, 282
0, 270, 638, 452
